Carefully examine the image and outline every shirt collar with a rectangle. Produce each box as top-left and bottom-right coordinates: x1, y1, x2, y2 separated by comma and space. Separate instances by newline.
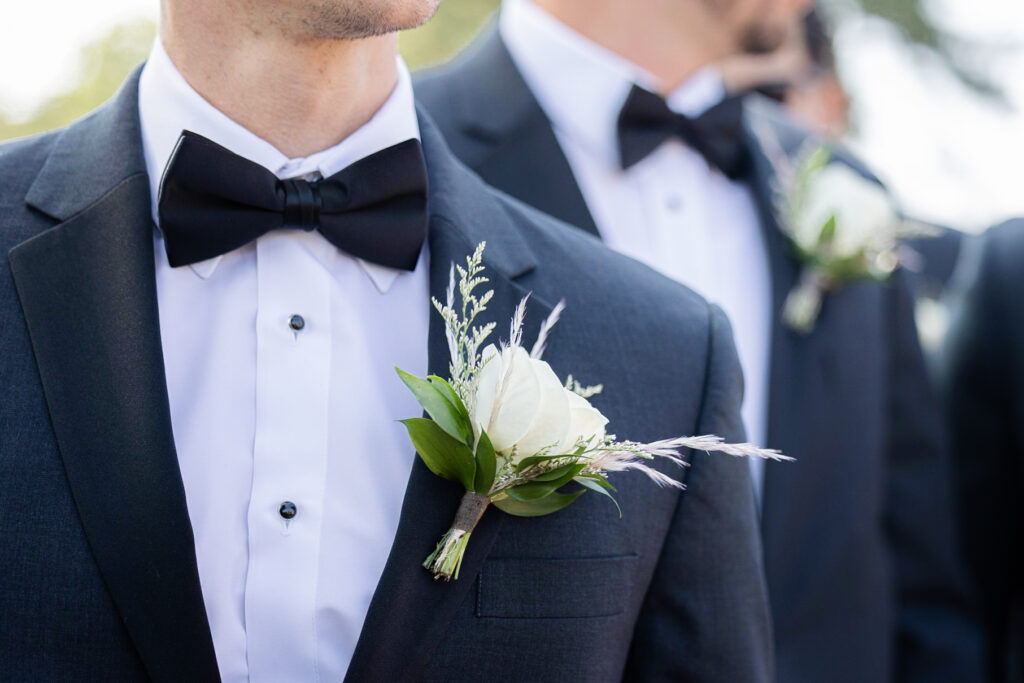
499, 0, 727, 169
138, 38, 421, 291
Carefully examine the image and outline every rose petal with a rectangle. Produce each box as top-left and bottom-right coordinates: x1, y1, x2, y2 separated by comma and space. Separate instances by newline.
511, 358, 572, 460
473, 344, 502, 441
800, 165, 897, 259
486, 346, 541, 454
560, 390, 609, 452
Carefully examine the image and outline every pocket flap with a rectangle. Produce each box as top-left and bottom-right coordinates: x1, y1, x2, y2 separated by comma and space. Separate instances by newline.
476, 554, 638, 619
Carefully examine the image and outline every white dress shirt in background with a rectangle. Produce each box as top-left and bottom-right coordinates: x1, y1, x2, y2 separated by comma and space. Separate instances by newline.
139, 40, 429, 681
501, 0, 773, 503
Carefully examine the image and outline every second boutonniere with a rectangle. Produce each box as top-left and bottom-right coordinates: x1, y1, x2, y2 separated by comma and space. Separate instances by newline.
396, 243, 790, 581
776, 144, 935, 333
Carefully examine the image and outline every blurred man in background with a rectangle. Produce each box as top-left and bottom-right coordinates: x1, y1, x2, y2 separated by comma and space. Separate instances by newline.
716, 6, 965, 353
416, 0, 982, 680
942, 218, 1024, 683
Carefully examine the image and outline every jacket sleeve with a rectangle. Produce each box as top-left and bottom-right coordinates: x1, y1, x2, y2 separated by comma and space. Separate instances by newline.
885, 268, 985, 682
622, 304, 774, 682
940, 225, 1024, 681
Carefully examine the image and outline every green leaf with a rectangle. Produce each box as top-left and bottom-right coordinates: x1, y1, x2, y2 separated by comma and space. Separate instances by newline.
531, 462, 582, 482
818, 214, 837, 246
515, 453, 572, 472
805, 145, 833, 175
576, 476, 622, 518
515, 444, 590, 473
507, 464, 586, 501
473, 431, 497, 495
492, 489, 586, 518
581, 474, 617, 491
400, 417, 476, 490
396, 367, 471, 444
428, 376, 470, 419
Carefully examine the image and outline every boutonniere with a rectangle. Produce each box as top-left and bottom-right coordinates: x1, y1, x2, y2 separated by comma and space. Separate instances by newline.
395, 243, 790, 581
775, 143, 935, 333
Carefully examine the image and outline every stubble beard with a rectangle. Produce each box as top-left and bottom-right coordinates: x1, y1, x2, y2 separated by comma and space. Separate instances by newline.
271, 0, 440, 42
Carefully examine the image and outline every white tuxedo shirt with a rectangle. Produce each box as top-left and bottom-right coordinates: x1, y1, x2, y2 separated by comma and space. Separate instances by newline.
501, 0, 773, 501
138, 40, 429, 681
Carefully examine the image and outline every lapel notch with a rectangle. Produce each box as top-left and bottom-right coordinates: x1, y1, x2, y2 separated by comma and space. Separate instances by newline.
741, 98, 841, 554
420, 27, 601, 237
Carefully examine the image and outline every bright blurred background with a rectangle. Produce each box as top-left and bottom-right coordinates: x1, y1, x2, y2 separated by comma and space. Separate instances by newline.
2, 0, 1022, 232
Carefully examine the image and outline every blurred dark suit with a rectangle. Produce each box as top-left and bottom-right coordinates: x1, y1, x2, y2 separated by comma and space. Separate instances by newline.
908, 226, 966, 304
942, 219, 1024, 683
906, 226, 967, 357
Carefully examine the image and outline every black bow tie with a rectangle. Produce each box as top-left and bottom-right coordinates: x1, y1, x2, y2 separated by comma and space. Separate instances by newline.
157, 131, 428, 270
617, 84, 749, 179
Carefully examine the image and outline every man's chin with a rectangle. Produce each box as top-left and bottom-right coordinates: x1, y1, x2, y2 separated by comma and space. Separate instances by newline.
284, 0, 441, 41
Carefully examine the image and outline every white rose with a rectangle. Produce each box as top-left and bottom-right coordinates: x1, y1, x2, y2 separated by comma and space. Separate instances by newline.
474, 344, 608, 462
792, 164, 898, 259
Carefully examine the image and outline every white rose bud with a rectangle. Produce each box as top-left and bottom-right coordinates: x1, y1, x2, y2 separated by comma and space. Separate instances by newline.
793, 164, 898, 259
474, 344, 608, 462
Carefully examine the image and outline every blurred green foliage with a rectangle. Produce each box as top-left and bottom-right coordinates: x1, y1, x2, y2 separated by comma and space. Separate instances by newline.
0, 18, 156, 140
0, 0, 1001, 142
856, 0, 939, 47
400, 0, 499, 69
830, 0, 1004, 99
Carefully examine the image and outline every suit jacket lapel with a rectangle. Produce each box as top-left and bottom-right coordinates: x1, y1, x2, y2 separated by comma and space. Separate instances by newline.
741, 100, 837, 570
345, 112, 553, 683
8, 72, 219, 682
437, 27, 600, 237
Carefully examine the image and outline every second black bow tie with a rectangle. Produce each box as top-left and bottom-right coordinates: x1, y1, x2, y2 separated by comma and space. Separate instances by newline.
617, 84, 749, 179
158, 131, 429, 270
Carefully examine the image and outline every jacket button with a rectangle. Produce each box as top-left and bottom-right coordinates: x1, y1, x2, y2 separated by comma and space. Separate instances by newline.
288, 314, 305, 331
279, 501, 297, 519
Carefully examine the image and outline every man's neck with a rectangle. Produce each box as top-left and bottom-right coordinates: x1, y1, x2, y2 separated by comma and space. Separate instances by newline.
160, 5, 398, 159
533, 0, 729, 94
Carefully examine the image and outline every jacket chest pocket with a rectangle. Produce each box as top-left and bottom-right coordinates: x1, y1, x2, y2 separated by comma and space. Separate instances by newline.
475, 554, 639, 619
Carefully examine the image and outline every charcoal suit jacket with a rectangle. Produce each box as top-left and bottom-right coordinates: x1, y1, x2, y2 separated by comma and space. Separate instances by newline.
0, 69, 773, 681
415, 27, 983, 683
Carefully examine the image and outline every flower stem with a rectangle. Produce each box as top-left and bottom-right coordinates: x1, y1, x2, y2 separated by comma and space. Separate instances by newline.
423, 491, 490, 581
783, 269, 829, 334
